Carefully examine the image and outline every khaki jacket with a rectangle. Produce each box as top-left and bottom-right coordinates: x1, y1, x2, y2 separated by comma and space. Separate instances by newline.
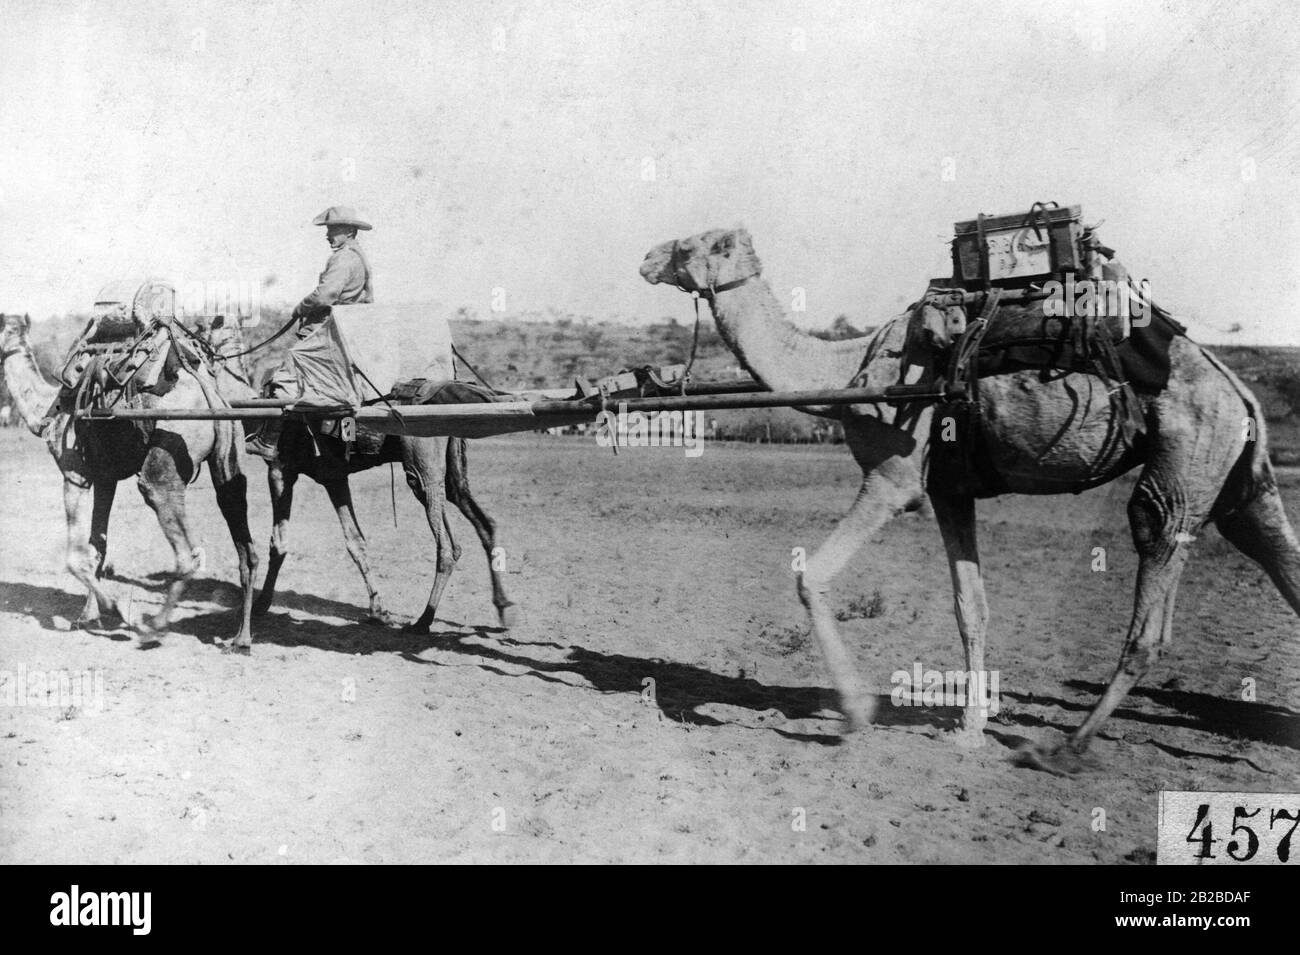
292, 238, 373, 322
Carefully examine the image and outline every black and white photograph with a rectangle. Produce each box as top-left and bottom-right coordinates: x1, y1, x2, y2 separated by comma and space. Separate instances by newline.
1, 0, 1297, 879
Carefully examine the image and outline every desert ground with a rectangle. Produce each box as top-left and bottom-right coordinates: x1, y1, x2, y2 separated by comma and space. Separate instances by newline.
1, 426, 1297, 864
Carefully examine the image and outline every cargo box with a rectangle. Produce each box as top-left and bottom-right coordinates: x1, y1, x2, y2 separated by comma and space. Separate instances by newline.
952, 204, 1083, 290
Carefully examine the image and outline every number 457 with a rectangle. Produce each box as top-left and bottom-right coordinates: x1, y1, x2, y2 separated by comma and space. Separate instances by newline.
1187, 804, 1300, 862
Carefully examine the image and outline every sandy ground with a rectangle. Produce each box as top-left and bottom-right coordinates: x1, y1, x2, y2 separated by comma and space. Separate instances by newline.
1, 427, 1296, 864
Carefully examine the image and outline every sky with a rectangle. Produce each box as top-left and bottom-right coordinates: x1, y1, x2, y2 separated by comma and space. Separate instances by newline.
1, 0, 1298, 344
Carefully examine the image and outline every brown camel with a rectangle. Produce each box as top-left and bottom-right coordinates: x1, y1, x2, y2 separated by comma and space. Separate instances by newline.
640, 228, 1300, 770
0, 313, 257, 648
202, 317, 517, 632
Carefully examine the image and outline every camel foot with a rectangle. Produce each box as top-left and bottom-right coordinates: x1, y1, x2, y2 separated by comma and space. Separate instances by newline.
73, 613, 102, 630
130, 611, 171, 647
134, 625, 164, 648
405, 608, 438, 633
496, 602, 519, 630
221, 641, 252, 656
112, 598, 136, 627
365, 609, 406, 629
838, 696, 877, 734
1012, 740, 1089, 777
945, 724, 986, 750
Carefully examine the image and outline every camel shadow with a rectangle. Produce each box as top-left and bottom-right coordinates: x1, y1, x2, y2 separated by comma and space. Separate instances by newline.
0, 579, 135, 641
0, 576, 908, 738
395, 635, 956, 742
10, 576, 1288, 751
1065, 679, 1299, 751
997, 681, 1299, 755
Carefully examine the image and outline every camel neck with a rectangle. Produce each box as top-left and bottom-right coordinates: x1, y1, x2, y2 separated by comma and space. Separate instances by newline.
705, 278, 871, 393
210, 339, 256, 399
2, 346, 59, 437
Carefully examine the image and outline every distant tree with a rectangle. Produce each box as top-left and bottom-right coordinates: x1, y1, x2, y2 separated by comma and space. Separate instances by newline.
809, 314, 865, 341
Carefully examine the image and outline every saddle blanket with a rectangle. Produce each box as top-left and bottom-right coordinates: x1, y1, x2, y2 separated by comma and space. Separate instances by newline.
969, 296, 1185, 393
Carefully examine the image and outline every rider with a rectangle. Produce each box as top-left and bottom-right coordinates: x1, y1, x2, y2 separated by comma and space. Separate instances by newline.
247, 206, 373, 458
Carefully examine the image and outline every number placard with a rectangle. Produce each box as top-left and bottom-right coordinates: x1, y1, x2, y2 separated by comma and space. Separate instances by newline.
1157, 790, 1299, 865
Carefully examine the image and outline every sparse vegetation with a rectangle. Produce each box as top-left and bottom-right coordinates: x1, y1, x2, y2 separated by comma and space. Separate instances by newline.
835, 590, 886, 621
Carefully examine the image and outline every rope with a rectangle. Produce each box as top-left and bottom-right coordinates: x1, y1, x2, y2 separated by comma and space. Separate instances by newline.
390, 463, 398, 528
451, 343, 493, 390
680, 292, 704, 396
206, 313, 301, 360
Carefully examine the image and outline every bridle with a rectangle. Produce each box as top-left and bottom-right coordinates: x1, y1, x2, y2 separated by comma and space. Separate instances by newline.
0, 317, 28, 363
666, 238, 762, 394
668, 239, 761, 299
174, 320, 255, 388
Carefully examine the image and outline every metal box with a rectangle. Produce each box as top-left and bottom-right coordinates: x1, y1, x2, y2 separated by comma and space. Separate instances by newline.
952, 204, 1083, 289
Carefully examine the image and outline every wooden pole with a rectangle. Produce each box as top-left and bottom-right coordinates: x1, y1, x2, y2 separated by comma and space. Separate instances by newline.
75, 382, 961, 426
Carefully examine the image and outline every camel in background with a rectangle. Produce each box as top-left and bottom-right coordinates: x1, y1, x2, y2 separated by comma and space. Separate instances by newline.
202, 316, 517, 632
0, 313, 257, 648
641, 228, 1300, 772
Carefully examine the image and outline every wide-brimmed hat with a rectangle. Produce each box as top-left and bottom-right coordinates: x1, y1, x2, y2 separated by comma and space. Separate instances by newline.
311, 206, 372, 230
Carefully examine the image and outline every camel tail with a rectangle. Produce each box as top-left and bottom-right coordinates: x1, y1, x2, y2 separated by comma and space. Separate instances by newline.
1201, 346, 1277, 520
445, 436, 470, 505
186, 359, 241, 484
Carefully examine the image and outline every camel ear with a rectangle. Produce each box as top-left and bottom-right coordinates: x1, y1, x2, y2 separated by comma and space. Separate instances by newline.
22, 313, 31, 331
211, 314, 226, 330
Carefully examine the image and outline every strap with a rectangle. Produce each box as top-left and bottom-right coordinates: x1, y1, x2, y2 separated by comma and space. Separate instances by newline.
699, 272, 758, 297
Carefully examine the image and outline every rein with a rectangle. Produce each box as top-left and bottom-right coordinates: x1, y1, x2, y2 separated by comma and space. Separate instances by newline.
203, 312, 301, 361
669, 239, 760, 394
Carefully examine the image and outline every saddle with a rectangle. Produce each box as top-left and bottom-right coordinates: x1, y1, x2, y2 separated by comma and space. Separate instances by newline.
899, 206, 1189, 491
53, 280, 204, 424
923, 203, 1185, 404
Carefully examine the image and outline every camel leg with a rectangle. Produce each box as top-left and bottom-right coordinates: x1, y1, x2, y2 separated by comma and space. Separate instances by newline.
929, 491, 992, 747
135, 449, 198, 642
796, 469, 916, 731
323, 477, 397, 627
1215, 485, 1300, 616
420, 511, 461, 627
1033, 471, 1199, 770
253, 463, 296, 616
212, 469, 257, 650
445, 437, 518, 628
63, 479, 129, 627
77, 478, 118, 626
403, 439, 460, 632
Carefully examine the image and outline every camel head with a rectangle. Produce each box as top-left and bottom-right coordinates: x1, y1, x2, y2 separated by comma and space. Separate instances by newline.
640, 228, 763, 295
195, 314, 255, 392
0, 313, 32, 361
200, 314, 243, 355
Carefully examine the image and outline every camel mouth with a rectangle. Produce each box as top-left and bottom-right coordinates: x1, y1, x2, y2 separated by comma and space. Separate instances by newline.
639, 247, 677, 287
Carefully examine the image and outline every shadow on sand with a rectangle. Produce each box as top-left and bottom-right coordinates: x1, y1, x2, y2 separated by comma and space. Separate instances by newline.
3, 577, 1295, 753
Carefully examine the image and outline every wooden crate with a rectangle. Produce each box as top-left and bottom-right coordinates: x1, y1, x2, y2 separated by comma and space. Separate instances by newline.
952, 205, 1083, 289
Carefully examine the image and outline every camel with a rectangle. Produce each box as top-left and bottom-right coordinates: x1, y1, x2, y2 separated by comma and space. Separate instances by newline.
640, 228, 1300, 770
0, 313, 257, 648
201, 316, 517, 632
